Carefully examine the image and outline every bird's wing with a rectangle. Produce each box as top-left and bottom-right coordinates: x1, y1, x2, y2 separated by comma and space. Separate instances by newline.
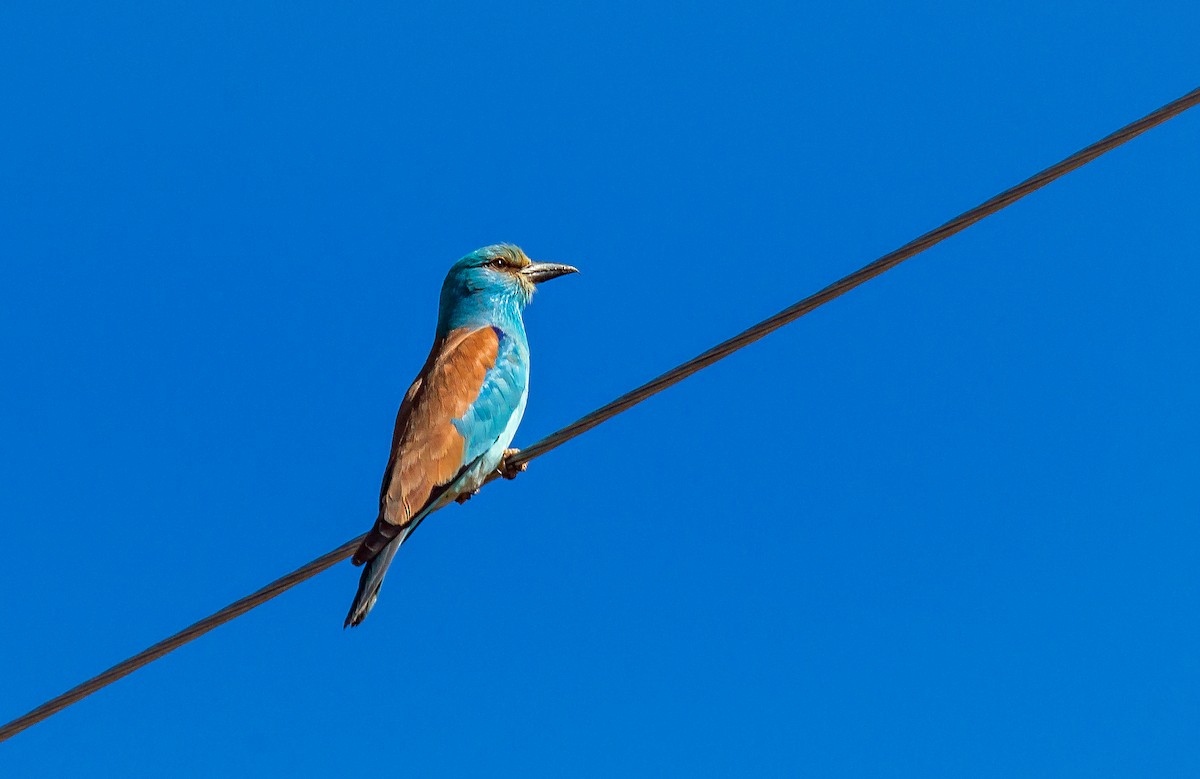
452, 327, 528, 465
352, 325, 525, 564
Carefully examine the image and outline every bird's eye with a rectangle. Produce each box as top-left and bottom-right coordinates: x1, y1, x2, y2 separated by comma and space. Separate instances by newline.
489, 258, 506, 269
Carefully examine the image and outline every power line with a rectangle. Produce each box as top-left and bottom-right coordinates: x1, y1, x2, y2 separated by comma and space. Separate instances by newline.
2, 85, 1197, 744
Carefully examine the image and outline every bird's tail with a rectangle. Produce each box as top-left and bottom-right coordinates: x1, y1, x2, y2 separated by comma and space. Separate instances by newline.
344, 523, 416, 628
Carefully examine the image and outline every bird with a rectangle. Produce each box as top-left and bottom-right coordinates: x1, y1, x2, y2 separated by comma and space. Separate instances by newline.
345, 244, 578, 627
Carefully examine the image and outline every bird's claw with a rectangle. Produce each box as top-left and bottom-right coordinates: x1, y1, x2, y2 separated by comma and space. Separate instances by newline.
498, 448, 527, 480
458, 449, 525, 503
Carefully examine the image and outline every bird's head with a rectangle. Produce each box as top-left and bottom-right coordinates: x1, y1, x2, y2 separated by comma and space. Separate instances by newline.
440, 244, 578, 319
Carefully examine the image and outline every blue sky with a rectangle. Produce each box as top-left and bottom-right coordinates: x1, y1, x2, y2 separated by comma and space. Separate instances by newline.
2, 1, 1198, 775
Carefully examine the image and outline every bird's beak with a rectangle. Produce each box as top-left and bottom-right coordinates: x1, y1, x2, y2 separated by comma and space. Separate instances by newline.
521, 261, 579, 284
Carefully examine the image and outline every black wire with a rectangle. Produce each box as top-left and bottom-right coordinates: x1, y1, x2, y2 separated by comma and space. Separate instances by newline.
2, 85, 1196, 744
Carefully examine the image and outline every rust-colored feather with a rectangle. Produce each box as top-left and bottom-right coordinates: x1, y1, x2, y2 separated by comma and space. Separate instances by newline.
352, 326, 500, 565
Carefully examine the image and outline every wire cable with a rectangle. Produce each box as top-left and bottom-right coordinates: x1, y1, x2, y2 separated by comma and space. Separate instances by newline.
2, 85, 1197, 744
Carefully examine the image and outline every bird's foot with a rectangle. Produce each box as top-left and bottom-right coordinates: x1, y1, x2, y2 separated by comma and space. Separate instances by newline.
497, 448, 527, 480
455, 489, 479, 505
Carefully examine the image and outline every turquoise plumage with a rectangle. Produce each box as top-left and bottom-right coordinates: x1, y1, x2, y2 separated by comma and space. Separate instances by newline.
345, 245, 577, 627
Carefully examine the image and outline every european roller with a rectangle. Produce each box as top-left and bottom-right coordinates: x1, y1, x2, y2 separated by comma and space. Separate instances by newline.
345, 244, 577, 627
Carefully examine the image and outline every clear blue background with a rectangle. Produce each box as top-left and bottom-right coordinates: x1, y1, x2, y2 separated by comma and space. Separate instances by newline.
2, 2, 1198, 776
